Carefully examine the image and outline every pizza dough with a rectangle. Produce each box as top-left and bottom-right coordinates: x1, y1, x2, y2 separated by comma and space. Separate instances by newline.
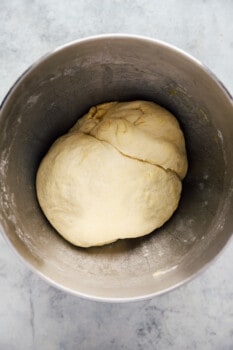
36, 101, 188, 247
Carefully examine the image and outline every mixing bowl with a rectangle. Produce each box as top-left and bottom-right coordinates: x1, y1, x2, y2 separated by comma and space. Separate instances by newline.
0, 34, 233, 301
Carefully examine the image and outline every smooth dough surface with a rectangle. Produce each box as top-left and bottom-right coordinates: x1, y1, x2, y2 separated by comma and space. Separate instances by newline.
36, 101, 188, 247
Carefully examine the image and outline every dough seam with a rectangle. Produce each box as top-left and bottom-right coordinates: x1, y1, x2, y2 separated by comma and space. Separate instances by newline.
78, 130, 181, 180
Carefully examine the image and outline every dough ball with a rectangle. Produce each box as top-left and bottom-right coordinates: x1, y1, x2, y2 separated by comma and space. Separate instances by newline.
36, 101, 188, 247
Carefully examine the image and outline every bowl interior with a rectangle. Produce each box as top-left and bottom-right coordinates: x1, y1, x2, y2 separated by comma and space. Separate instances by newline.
0, 36, 233, 300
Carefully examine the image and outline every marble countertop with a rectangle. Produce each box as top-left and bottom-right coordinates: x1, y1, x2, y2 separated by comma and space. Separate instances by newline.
0, 1, 232, 349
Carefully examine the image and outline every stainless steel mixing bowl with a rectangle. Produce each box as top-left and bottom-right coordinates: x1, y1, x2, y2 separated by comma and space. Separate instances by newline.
0, 35, 233, 301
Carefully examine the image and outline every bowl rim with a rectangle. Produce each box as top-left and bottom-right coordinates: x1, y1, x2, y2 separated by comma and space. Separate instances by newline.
1, 33, 233, 110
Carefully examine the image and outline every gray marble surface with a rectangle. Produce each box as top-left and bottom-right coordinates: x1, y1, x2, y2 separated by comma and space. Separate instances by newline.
0, 1, 233, 349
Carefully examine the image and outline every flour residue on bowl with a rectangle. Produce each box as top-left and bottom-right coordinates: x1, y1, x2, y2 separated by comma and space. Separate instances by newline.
27, 94, 41, 106
0, 148, 11, 212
